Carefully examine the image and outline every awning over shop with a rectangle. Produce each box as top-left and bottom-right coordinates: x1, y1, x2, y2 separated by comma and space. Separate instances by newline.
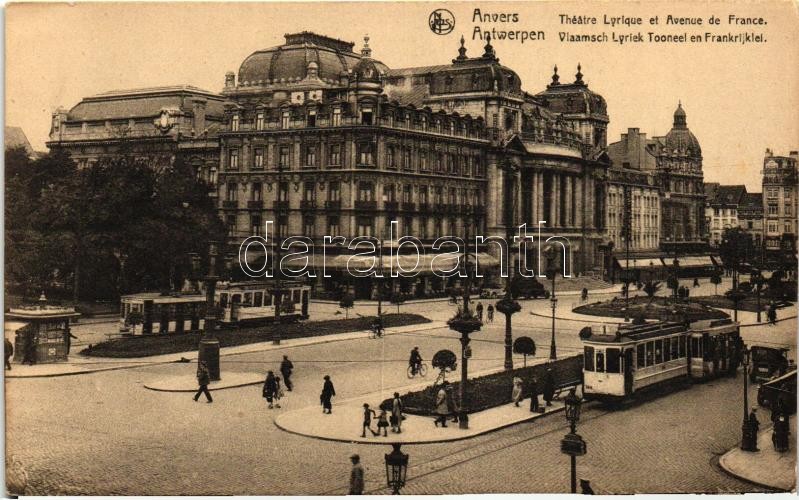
614, 258, 665, 270
242, 249, 500, 274
674, 256, 716, 268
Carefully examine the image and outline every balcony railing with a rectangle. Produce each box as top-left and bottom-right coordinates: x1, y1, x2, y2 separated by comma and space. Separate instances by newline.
325, 200, 342, 210
300, 200, 317, 210
273, 200, 290, 211
222, 200, 238, 209
247, 200, 263, 209
354, 200, 378, 211
384, 201, 399, 212
401, 202, 416, 212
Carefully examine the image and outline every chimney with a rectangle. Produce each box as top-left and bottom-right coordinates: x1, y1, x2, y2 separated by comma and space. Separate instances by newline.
627, 128, 641, 169
765, 148, 773, 157
789, 151, 798, 162
192, 98, 207, 135
225, 71, 235, 88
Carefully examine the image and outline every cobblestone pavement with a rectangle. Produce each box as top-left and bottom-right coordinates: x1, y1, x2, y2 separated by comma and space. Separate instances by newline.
6, 284, 794, 495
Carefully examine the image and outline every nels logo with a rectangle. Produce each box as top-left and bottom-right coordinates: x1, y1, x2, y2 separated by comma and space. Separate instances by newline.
429, 9, 455, 35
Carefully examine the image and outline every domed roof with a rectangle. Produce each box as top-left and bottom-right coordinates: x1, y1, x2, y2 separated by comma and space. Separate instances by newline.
663, 103, 701, 156
353, 57, 382, 82
536, 64, 608, 119
237, 32, 388, 86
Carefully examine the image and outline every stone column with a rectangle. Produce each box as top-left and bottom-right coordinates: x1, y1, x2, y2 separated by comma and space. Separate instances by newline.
574, 172, 585, 228
537, 172, 545, 225
550, 173, 559, 228
565, 176, 573, 229
530, 171, 539, 222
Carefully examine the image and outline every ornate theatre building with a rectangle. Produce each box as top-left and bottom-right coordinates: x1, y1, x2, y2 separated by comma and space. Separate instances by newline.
47, 32, 705, 296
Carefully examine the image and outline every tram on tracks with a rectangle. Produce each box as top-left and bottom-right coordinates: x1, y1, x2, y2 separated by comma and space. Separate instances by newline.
582, 318, 741, 402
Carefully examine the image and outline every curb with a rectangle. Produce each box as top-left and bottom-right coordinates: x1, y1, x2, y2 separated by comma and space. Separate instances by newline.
4, 322, 446, 379
273, 405, 565, 446
143, 379, 264, 393
717, 449, 792, 492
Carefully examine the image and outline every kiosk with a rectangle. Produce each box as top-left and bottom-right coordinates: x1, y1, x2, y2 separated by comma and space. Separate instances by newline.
6, 299, 80, 364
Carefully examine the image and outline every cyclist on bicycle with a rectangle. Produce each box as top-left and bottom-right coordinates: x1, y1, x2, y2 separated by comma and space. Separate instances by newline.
409, 347, 422, 376
371, 316, 384, 337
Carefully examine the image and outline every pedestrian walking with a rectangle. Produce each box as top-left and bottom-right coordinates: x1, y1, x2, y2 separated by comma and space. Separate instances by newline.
529, 376, 540, 413
5, 337, 13, 370
274, 375, 284, 408
693, 278, 700, 288
581, 288, 588, 302
280, 355, 294, 391
768, 303, 777, 325
434, 383, 449, 427
193, 360, 213, 403
512, 376, 524, 406
263, 370, 278, 408
542, 366, 556, 407
580, 479, 595, 494
63, 329, 78, 355
22, 332, 35, 365
376, 408, 389, 437
391, 392, 403, 433
349, 454, 364, 495
476, 302, 483, 322
361, 403, 378, 437
321, 375, 335, 414
446, 383, 459, 423
749, 408, 760, 451
486, 304, 494, 323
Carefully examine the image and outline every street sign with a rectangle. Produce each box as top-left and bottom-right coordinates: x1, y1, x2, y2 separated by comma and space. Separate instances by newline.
561, 433, 587, 456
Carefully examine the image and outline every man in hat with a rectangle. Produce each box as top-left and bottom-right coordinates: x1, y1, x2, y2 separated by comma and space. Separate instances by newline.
280, 355, 294, 391
193, 360, 213, 403
349, 454, 364, 495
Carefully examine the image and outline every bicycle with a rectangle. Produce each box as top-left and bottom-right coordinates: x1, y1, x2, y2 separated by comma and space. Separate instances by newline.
369, 322, 384, 339
406, 362, 428, 378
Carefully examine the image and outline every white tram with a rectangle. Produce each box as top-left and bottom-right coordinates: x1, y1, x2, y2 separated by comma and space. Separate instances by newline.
582, 319, 741, 401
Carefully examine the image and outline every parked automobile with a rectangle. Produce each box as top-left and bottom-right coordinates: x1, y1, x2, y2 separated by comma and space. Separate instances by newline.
749, 346, 790, 383
757, 369, 796, 414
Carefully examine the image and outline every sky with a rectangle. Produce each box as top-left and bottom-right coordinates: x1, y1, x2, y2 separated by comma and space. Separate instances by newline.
6, 1, 799, 192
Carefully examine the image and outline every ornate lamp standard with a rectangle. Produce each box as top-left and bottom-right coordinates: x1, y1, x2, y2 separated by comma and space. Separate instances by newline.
189, 242, 226, 381
544, 246, 560, 360
560, 390, 586, 493
740, 346, 758, 451
496, 158, 520, 370
384, 443, 409, 494
751, 268, 764, 323
447, 224, 482, 429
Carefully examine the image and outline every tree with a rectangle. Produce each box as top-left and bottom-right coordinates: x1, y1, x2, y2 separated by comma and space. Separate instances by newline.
390, 291, 407, 314
710, 272, 722, 296
512, 336, 536, 366
339, 293, 355, 319
643, 280, 662, 301
125, 311, 144, 333
14, 150, 225, 302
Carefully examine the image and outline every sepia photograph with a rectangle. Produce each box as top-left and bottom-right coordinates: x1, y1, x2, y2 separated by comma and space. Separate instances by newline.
4, 1, 799, 495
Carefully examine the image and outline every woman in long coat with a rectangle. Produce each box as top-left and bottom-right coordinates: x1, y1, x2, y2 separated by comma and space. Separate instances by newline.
320, 375, 335, 414
391, 392, 403, 433
263, 370, 278, 409
542, 367, 556, 407
434, 383, 449, 427
512, 377, 524, 406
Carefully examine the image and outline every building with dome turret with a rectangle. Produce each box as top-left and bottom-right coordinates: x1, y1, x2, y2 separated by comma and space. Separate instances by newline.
47, 31, 618, 297
608, 103, 707, 264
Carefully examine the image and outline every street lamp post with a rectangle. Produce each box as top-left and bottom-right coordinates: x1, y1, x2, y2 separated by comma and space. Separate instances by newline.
740, 347, 758, 451
273, 163, 286, 345
544, 247, 559, 360
384, 443, 409, 494
190, 242, 223, 381
497, 158, 520, 371
560, 390, 586, 493
447, 225, 482, 430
